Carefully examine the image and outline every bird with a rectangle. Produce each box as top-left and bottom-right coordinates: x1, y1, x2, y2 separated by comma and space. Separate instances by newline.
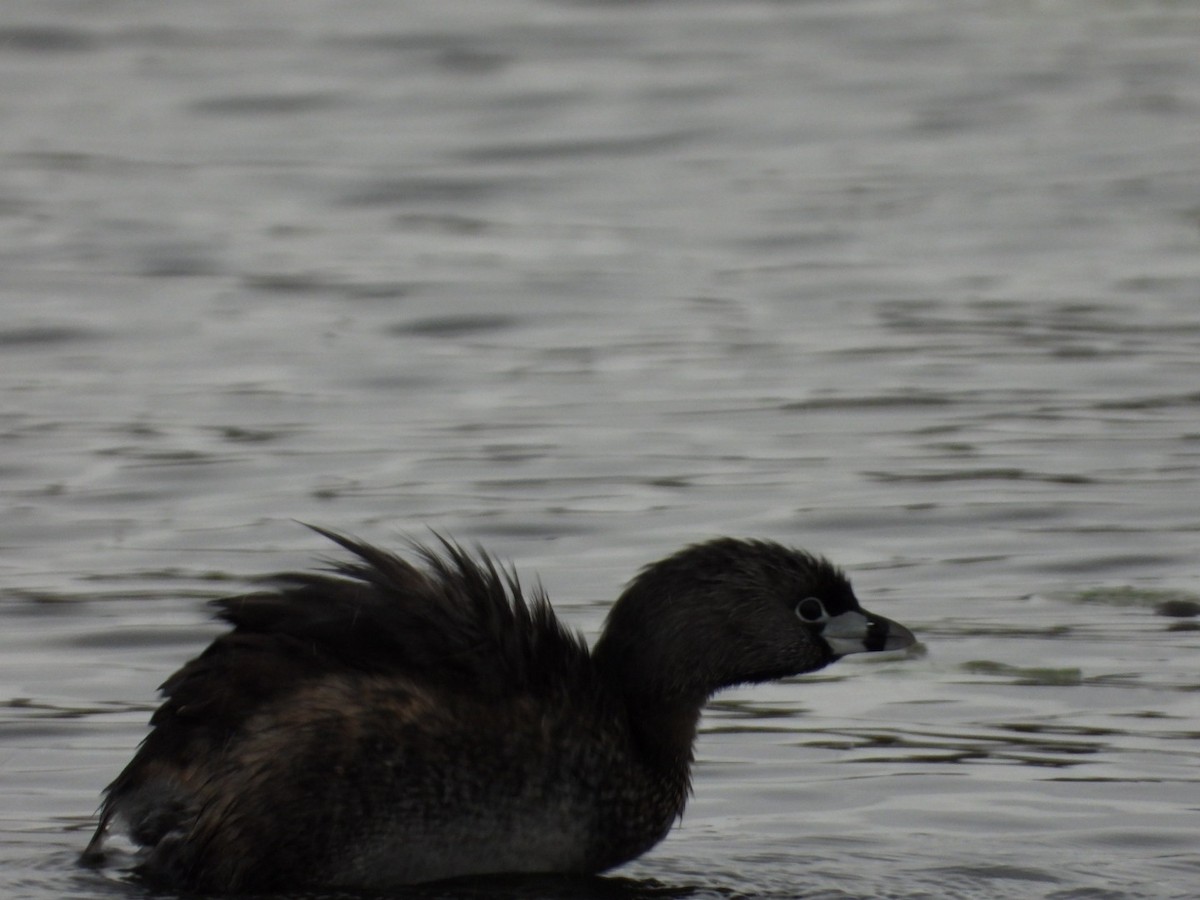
85, 528, 915, 892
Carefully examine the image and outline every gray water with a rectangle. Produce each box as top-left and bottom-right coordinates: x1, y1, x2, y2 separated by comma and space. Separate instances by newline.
2, 1, 1199, 897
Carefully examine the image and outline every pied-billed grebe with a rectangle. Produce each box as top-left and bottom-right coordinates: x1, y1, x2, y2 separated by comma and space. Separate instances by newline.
86, 529, 915, 892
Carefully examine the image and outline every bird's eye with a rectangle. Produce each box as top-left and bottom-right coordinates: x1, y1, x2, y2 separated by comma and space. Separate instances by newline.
795, 597, 826, 623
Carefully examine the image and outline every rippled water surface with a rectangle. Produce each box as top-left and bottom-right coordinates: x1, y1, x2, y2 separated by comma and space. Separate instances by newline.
3, 1, 1200, 898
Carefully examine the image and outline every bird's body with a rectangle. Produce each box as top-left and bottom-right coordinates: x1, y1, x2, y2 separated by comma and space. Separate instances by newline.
87, 530, 914, 892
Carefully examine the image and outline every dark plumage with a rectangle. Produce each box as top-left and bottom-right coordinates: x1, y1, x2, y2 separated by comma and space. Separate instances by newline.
86, 529, 914, 892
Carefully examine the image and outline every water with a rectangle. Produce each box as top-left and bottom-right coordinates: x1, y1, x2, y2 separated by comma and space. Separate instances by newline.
2, 0, 1199, 897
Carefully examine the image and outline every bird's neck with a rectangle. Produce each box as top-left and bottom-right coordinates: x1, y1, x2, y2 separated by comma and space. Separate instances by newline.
627, 693, 704, 780
593, 641, 706, 783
